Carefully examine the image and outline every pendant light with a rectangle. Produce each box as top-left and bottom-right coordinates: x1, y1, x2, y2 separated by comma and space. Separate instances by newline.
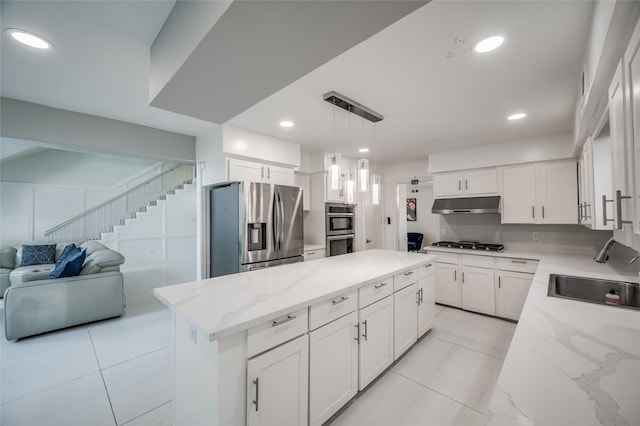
345, 106, 355, 203
371, 123, 381, 206
358, 117, 370, 192
326, 99, 342, 190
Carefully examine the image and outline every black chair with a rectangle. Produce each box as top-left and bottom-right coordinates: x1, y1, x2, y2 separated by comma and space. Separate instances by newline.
407, 233, 424, 252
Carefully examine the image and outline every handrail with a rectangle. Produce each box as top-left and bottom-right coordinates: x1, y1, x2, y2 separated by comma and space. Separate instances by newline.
45, 164, 194, 240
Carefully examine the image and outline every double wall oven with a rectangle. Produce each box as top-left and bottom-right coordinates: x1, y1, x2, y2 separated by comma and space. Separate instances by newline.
326, 203, 355, 257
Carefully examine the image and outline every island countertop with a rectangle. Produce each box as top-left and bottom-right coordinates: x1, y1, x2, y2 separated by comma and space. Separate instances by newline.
154, 249, 436, 341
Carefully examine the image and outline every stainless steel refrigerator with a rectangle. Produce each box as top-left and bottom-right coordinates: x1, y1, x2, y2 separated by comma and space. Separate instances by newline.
209, 181, 304, 277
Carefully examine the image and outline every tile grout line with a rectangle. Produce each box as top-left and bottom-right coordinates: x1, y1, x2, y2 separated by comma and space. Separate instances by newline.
88, 328, 118, 426
97, 344, 173, 372
119, 400, 172, 425
428, 334, 508, 361
388, 370, 488, 417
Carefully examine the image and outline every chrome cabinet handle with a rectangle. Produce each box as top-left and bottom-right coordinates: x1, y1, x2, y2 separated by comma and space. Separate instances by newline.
306, 251, 316, 255
332, 296, 349, 305
532, 206, 535, 218
404, 271, 414, 276
542, 206, 545, 219
498, 276, 501, 289
454, 270, 457, 281
416, 290, 420, 304
374, 282, 388, 289
253, 378, 259, 411
462, 272, 465, 283
511, 259, 527, 264
419, 288, 424, 303
362, 320, 368, 341
602, 195, 613, 226
354, 323, 360, 342
272, 314, 296, 327
615, 190, 632, 229
465, 179, 468, 190
260, 166, 264, 179
267, 167, 271, 180
458, 180, 461, 191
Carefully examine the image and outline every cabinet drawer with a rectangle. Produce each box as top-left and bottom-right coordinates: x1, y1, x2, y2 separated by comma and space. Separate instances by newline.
359, 278, 393, 308
430, 252, 459, 265
393, 268, 418, 291
309, 290, 357, 330
496, 257, 538, 274
461, 254, 494, 269
417, 263, 434, 280
304, 249, 325, 261
248, 308, 308, 358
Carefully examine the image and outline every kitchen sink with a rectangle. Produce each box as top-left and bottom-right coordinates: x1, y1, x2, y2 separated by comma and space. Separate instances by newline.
548, 274, 640, 310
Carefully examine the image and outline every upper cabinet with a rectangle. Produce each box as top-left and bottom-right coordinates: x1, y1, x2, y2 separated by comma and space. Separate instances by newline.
624, 18, 640, 240
502, 161, 578, 225
227, 158, 295, 186
578, 136, 613, 230
433, 168, 498, 198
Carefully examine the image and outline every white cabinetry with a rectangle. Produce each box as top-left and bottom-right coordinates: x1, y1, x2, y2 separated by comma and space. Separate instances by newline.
502, 161, 578, 224
227, 158, 295, 186
393, 283, 418, 360
579, 136, 613, 230
309, 312, 358, 426
434, 255, 460, 308
247, 334, 309, 426
460, 255, 495, 316
417, 264, 435, 337
294, 172, 311, 211
624, 19, 640, 243
303, 248, 325, 261
358, 295, 394, 390
495, 258, 538, 320
434, 168, 498, 198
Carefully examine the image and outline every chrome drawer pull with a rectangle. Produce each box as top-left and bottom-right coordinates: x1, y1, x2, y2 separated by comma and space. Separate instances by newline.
332, 296, 349, 305
374, 282, 388, 289
354, 323, 360, 342
403, 271, 414, 276
253, 378, 259, 411
272, 314, 296, 327
511, 260, 527, 264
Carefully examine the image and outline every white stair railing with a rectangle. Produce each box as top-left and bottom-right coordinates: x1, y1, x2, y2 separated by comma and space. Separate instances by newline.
45, 164, 194, 243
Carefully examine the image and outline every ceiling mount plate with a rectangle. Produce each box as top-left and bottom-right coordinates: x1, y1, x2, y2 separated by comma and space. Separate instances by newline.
323, 91, 383, 123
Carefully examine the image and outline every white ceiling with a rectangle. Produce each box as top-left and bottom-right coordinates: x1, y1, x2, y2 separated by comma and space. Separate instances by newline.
1, 1, 594, 166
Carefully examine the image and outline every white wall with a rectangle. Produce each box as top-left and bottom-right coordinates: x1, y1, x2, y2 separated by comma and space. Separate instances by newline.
223, 124, 301, 167
1, 98, 196, 162
428, 132, 574, 174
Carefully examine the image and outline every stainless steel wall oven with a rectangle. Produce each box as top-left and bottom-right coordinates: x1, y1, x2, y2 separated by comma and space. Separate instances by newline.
326, 203, 355, 256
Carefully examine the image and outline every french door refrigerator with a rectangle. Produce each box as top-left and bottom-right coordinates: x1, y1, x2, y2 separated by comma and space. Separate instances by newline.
209, 181, 304, 277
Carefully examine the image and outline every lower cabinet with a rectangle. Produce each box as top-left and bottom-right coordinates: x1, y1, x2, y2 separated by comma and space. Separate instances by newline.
434, 262, 460, 307
495, 270, 535, 320
358, 295, 394, 390
309, 312, 358, 426
393, 283, 418, 360
247, 334, 309, 426
417, 272, 435, 337
460, 265, 495, 315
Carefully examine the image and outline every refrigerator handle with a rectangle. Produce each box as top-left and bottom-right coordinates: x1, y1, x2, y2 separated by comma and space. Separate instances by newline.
272, 192, 279, 253
275, 190, 282, 252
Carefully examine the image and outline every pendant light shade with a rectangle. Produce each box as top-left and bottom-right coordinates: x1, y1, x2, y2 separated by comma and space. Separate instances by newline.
358, 159, 369, 192
372, 174, 381, 205
325, 152, 342, 190
345, 170, 355, 203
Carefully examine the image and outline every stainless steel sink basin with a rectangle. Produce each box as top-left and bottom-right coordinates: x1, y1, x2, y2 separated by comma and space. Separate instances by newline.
548, 274, 640, 310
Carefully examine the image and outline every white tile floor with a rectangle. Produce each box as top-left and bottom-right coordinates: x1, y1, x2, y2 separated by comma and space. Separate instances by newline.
1, 260, 517, 426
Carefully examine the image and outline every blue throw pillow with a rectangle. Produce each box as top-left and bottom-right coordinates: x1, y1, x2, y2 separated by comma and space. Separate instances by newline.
21, 244, 56, 266
48, 244, 77, 278
58, 243, 77, 261
49, 248, 86, 279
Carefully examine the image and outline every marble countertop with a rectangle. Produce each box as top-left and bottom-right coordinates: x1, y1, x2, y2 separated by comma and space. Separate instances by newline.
483, 253, 640, 426
154, 249, 436, 341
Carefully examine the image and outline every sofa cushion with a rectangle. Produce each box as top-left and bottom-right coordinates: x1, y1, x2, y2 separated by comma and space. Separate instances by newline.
50, 247, 86, 279
0, 247, 17, 269
80, 249, 125, 275
1, 268, 11, 296
80, 241, 108, 256
10, 265, 56, 285
20, 244, 56, 266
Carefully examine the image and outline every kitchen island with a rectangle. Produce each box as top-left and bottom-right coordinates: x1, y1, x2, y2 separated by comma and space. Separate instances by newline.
154, 249, 437, 426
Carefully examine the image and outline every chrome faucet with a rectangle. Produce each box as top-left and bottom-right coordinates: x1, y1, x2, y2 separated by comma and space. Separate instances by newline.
593, 237, 616, 263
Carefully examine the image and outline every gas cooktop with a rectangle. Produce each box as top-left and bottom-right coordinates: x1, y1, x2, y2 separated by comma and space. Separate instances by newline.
432, 240, 505, 252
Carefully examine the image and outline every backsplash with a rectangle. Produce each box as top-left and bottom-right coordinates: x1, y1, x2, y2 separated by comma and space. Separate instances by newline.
439, 214, 612, 255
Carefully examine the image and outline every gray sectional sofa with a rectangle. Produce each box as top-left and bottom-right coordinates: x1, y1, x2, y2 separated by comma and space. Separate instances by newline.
1, 241, 126, 340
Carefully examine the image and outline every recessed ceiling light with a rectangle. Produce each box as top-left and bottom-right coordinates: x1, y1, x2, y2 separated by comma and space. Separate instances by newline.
507, 113, 526, 120
6, 28, 52, 49
279, 121, 294, 128
473, 35, 504, 53
359, 148, 369, 153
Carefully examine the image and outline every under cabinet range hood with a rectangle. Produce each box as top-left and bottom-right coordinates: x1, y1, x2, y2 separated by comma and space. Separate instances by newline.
431, 196, 501, 214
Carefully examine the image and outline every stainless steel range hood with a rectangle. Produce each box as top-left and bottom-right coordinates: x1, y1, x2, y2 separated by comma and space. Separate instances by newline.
431, 196, 501, 214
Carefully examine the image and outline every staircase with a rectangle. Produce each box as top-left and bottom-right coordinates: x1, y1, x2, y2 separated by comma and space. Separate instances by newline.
45, 164, 195, 243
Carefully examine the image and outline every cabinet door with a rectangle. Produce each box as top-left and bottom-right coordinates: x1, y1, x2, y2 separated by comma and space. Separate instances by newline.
417, 274, 435, 338
537, 162, 578, 224
609, 61, 635, 245
393, 283, 418, 360
434, 262, 460, 307
625, 20, 640, 236
267, 165, 295, 186
358, 295, 393, 390
228, 158, 265, 183
294, 173, 311, 211
496, 271, 534, 320
501, 165, 536, 224
247, 335, 309, 426
434, 173, 463, 197
464, 169, 498, 195
460, 266, 495, 316
309, 312, 358, 426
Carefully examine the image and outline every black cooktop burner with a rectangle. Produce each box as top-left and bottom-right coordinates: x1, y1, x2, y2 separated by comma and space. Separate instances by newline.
432, 240, 505, 252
